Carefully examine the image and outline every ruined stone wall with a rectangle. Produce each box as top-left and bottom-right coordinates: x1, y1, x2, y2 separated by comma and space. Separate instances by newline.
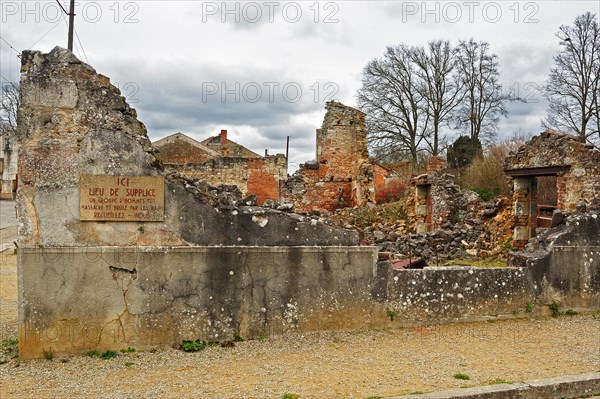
505, 130, 600, 211
19, 246, 378, 358
285, 101, 372, 213
164, 155, 287, 205
505, 130, 600, 248
15, 48, 340, 248
14, 48, 599, 360
15, 48, 376, 358
0, 135, 18, 199
508, 211, 600, 309
413, 172, 482, 233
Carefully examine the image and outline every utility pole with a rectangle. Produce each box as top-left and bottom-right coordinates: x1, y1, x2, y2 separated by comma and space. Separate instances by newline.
285, 136, 290, 173
67, 0, 75, 51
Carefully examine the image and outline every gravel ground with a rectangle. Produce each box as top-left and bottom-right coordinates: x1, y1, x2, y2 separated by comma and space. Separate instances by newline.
1, 249, 599, 399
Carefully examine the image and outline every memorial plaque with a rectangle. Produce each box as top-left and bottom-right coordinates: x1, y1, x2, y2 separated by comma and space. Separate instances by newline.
80, 175, 165, 221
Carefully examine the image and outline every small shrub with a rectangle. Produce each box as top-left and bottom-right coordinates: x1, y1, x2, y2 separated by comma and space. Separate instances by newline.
473, 188, 494, 201
0, 339, 18, 358
120, 346, 136, 353
233, 331, 244, 342
386, 308, 396, 322
525, 303, 533, 313
453, 373, 470, 380
43, 348, 54, 361
0, 359, 7, 365
564, 309, 578, 316
137, 225, 145, 233
549, 302, 560, 318
282, 394, 300, 399
258, 332, 269, 341
0, 339, 18, 348
180, 340, 205, 352
125, 361, 135, 367
100, 350, 117, 360
85, 350, 100, 357
502, 237, 514, 252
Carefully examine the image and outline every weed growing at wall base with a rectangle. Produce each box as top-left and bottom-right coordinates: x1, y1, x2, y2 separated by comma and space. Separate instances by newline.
43, 348, 54, 360
386, 308, 397, 321
180, 340, 205, 352
101, 350, 117, 360
525, 303, 533, 313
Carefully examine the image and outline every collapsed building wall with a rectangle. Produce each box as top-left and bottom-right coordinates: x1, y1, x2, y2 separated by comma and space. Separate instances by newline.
0, 133, 18, 199
15, 47, 375, 358
14, 48, 600, 360
284, 101, 405, 213
412, 157, 482, 234
164, 155, 287, 205
285, 101, 371, 213
154, 132, 287, 205
508, 211, 600, 310
505, 130, 600, 249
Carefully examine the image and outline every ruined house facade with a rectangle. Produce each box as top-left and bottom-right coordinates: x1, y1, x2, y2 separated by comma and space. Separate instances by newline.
504, 130, 600, 249
0, 133, 18, 199
154, 130, 287, 205
284, 101, 396, 213
412, 156, 481, 233
156, 103, 403, 213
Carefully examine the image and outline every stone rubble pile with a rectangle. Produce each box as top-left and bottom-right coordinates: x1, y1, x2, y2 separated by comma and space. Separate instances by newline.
335, 194, 514, 265
169, 171, 514, 262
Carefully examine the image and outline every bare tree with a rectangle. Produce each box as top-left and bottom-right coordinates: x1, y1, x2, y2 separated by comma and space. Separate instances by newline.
357, 44, 429, 167
411, 40, 464, 156
0, 82, 19, 136
543, 12, 600, 147
455, 39, 508, 143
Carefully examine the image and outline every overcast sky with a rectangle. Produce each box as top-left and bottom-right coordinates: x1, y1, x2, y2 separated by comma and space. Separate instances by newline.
1, 1, 599, 170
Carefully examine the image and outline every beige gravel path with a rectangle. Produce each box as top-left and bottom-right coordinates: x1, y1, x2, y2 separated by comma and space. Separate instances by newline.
1, 249, 599, 399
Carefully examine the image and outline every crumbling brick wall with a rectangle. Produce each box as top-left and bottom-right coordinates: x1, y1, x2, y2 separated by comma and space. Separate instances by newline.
164, 155, 287, 204
284, 101, 372, 213
373, 164, 409, 204
155, 131, 286, 205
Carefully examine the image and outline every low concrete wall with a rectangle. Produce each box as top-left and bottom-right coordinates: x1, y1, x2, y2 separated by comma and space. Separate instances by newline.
19, 242, 600, 358
374, 265, 534, 324
18, 246, 379, 358
388, 372, 600, 399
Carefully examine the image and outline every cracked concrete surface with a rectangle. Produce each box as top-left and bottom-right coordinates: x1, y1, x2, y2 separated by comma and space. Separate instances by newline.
18, 246, 377, 358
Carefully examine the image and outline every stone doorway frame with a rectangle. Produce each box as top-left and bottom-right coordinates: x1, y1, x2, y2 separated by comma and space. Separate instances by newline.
505, 165, 570, 249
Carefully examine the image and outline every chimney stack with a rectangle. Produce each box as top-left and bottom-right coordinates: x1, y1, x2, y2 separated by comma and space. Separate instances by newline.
220, 129, 227, 147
